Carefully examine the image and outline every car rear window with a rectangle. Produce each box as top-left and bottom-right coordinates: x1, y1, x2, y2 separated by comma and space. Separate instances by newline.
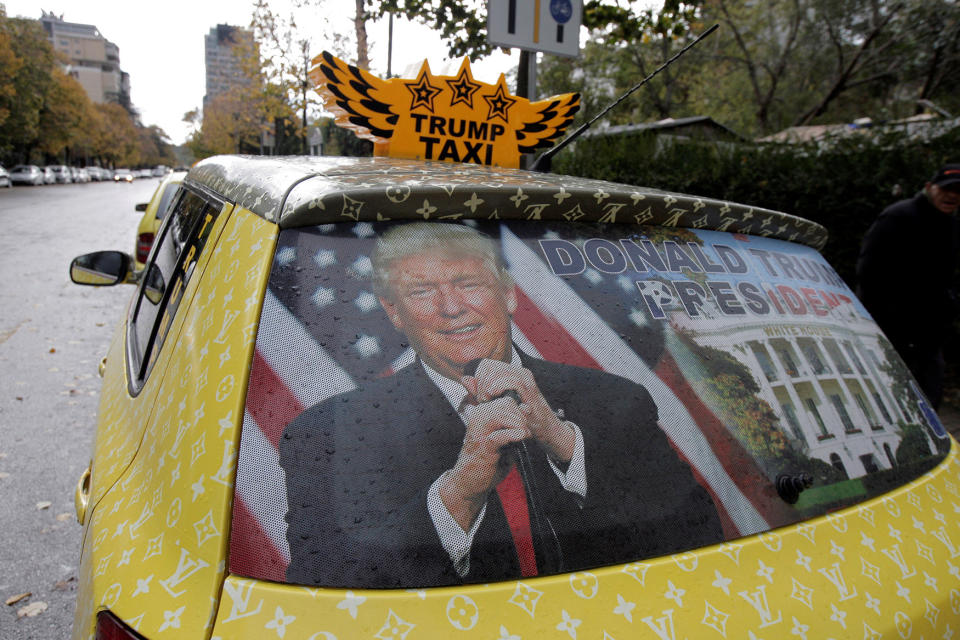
232, 219, 949, 588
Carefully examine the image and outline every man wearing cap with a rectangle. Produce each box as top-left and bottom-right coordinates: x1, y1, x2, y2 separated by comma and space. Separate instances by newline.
857, 164, 960, 408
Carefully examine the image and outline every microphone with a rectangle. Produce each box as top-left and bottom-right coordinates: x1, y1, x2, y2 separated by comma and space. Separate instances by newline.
462, 358, 564, 573
463, 358, 520, 405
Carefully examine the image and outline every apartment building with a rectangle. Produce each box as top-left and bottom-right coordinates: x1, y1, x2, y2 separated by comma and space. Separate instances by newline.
39, 11, 131, 108
204, 24, 255, 106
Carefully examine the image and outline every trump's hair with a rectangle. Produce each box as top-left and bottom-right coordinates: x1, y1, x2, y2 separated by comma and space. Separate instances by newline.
371, 222, 513, 300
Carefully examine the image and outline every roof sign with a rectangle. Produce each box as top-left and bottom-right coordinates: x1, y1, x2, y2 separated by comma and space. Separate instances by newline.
310, 51, 580, 169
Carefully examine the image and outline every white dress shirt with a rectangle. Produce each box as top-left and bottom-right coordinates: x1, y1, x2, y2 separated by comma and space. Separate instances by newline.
422, 349, 587, 577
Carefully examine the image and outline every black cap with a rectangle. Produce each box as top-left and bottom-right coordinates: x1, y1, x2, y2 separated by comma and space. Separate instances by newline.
931, 164, 960, 189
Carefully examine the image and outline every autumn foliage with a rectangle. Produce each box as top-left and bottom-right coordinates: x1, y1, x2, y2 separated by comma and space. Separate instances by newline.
0, 10, 175, 168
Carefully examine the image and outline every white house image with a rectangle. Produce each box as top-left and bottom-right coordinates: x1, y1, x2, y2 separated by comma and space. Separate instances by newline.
668, 291, 937, 479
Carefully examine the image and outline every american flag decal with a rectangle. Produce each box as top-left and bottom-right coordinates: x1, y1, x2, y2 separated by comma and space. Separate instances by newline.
231, 220, 790, 581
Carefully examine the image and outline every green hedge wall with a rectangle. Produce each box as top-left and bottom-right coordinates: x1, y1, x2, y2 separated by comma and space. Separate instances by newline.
553, 126, 960, 290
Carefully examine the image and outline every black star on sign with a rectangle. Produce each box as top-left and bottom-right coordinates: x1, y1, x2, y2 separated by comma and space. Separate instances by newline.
482, 80, 517, 122
445, 65, 483, 109
404, 68, 442, 113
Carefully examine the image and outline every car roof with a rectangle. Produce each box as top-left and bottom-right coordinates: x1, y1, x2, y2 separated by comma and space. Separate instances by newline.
188, 155, 828, 250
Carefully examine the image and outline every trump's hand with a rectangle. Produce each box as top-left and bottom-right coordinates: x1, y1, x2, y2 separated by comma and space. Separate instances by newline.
438, 394, 530, 531
439, 359, 576, 531
462, 359, 575, 465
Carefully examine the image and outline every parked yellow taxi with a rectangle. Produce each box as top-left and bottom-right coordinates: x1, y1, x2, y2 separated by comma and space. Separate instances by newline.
132, 170, 187, 270
69, 153, 959, 640
68, 48, 960, 639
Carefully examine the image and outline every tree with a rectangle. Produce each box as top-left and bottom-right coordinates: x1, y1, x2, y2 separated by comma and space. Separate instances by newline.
376, 0, 491, 59
538, 2, 708, 129
0, 15, 59, 162
540, 0, 960, 138
691, 0, 960, 132
0, 7, 21, 134
38, 68, 97, 161
138, 125, 177, 167
95, 103, 141, 167
186, 89, 262, 158
248, 2, 323, 153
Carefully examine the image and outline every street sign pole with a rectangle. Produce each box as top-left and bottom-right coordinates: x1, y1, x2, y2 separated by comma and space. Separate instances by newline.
488, 0, 582, 59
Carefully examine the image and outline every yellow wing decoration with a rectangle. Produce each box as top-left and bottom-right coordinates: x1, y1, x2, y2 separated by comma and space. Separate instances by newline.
309, 51, 398, 143
309, 51, 580, 168
515, 93, 581, 154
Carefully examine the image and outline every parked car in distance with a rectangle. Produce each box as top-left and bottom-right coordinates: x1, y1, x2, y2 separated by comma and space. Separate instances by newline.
76, 168, 92, 183
47, 164, 72, 183
112, 169, 134, 183
42, 166, 56, 184
132, 170, 186, 270
68, 154, 958, 640
0, 165, 11, 188
9, 164, 45, 186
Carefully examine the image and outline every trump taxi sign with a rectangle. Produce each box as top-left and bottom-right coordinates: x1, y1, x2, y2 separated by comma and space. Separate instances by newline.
309, 51, 580, 169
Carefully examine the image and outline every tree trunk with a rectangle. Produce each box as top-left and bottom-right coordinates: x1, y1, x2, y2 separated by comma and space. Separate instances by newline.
355, 0, 370, 70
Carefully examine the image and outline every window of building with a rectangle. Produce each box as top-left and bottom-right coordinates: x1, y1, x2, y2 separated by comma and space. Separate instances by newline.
774, 343, 801, 377
780, 402, 805, 441
872, 392, 893, 423
750, 342, 778, 382
884, 444, 896, 467
804, 397, 829, 437
859, 454, 880, 473
829, 394, 857, 432
843, 341, 867, 375
829, 453, 848, 478
853, 393, 879, 428
798, 339, 829, 375
823, 338, 852, 374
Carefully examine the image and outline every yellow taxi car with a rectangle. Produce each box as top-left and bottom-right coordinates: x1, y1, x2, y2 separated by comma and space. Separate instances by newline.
69, 153, 958, 640
133, 170, 187, 270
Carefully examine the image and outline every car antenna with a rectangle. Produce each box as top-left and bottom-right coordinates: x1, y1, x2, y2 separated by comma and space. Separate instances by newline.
530, 23, 719, 173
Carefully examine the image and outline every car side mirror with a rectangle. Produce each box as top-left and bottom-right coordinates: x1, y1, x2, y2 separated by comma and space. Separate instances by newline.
70, 251, 135, 286
135, 203, 148, 212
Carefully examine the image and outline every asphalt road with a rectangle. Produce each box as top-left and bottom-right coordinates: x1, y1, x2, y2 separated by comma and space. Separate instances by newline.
0, 178, 156, 639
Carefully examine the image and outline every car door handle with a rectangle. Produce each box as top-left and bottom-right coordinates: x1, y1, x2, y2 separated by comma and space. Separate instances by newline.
74, 466, 91, 525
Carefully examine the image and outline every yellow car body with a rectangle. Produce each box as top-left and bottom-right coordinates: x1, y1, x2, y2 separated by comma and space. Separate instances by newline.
71, 156, 960, 640
133, 171, 187, 270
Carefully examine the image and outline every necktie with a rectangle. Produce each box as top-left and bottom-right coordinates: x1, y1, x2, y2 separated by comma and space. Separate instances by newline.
461, 394, 539, 577
496, 461, 538, 576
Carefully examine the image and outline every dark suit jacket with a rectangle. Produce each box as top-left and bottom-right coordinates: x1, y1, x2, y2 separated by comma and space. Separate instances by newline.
279, 353, 723, 588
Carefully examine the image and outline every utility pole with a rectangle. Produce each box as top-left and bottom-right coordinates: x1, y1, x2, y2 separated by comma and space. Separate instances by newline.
515, 50, 537, 167
387, 12, 394, 78
301, 41, 310, 155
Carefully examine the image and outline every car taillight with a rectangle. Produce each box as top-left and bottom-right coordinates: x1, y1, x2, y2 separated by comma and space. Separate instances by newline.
137, 233, 155, 264
95, 611, 146, 639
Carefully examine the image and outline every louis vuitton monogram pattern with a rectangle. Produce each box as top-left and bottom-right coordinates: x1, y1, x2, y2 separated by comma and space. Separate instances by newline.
72, 207, 277, 639
208, 451, 960, 638
189, 156, 829, 250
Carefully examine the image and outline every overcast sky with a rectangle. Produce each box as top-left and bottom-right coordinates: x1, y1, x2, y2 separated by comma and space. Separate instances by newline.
4, 1, 518, 145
